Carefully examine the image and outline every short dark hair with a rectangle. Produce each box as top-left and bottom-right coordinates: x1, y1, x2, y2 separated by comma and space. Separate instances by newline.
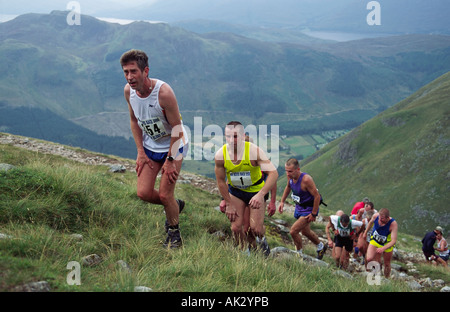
226, 121, 243, 127
120, 49, 149, 72
340, 214, 350, 224
285, 158, 299, 168
225, 121, 244, 134
379, 208, 390, 217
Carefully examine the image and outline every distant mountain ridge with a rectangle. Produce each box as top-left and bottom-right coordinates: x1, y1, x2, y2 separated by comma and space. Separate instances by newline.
1, 11, 449, 131
107, 0, 450, 35
1, 11, 450, 177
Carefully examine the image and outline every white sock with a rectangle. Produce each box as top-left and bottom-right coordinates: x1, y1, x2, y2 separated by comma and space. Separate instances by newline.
317, 242, 324, 251
256, 236, 268, 247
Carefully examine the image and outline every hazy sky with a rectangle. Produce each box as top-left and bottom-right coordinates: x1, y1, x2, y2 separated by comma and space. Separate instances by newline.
0, 0, 159, 15
0, 0, 375, 25
1, 0, 448, 34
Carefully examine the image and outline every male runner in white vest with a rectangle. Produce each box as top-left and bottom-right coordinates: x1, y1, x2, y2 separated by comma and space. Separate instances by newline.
120, 49, 189, 249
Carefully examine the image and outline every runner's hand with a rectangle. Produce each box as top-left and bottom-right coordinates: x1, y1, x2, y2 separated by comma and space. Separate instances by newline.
135, 152, 152, 177
219, 199, 226, 213
226, 205, 238, 222
162, 160, 178, 184
278, 202, 284, 214
305, 213, 316, 223
267, 201, 276, 217
249, 193, 264, 210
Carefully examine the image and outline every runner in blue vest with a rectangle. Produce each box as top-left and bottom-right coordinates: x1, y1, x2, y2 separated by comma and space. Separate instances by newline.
278, 158, 326, 259
364, 208, 398, 278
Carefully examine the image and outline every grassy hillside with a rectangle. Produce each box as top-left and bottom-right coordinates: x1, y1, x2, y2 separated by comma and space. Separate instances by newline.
300, 72, 450, 236
0, 137, 429, 294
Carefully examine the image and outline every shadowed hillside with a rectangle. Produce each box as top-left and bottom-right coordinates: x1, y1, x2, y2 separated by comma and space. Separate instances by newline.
300, 72, 450, 236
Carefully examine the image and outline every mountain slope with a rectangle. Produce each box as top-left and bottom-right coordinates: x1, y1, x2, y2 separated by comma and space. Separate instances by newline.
300, 72, 450, 236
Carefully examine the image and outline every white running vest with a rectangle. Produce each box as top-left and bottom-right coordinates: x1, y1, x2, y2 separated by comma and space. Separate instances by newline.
129, 79, 188, 153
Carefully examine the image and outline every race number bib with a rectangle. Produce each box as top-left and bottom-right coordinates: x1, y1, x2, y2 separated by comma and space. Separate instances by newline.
338, 228, 351, 237
139, 117, 169, 141
372, 230, 387, 244
229, 171, 252, 189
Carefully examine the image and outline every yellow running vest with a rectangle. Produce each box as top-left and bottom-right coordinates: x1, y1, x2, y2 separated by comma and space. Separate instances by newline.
223, 142, 264, 193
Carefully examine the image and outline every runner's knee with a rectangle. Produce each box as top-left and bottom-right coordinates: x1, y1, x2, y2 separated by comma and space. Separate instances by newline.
250, 225, 264, 237
231, 223, 242, 234
137, 190, 156, 203
289, 227, 298, 237
158, 191, 172, 205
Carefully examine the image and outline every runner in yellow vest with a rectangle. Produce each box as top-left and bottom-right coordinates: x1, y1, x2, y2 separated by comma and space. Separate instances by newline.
215, 121, 278, 255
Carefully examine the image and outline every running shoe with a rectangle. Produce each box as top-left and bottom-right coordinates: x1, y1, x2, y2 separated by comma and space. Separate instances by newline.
256, 236, 271, 257
316, 244, 327, 260
163, 228, 182, 249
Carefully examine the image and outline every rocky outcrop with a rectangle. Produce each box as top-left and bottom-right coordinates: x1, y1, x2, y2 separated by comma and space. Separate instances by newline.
0, 133, 219, 194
